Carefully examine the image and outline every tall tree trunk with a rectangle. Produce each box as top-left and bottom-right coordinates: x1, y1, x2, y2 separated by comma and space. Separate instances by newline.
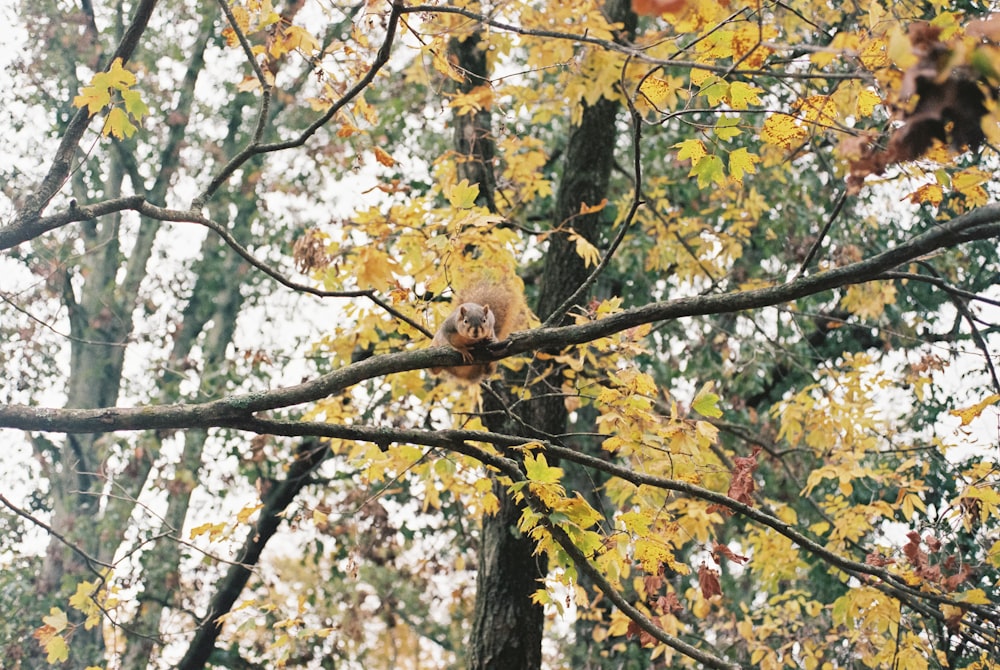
460, 1, 634, 667
445, 19, 548, 669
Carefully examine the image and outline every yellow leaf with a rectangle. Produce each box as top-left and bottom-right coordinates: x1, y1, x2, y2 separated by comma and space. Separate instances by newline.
953, 588, 990, 605
104, 57, 137, 90
69, 581, 98, 613
907, 183, 943, 206
236, 503, 264, 524
674, 138, 707, 163
481, 491, 500, 515
190, 521, 227, 540
840, 282, 897, 321
727, 81, 762, 110
273, 24, 320, 58
714, 116, 741, 141
446, 179, 480, 209
953, 168, 991, 200
121, 88, 149, 121
727, 147, 759, 185
634, 536, 674, 573
42, 608, 68, 633
987, 539, 1000, 568
103, 106, 137, 139
524, 451, 563, 485
639, 76, 675, 109
568, 231, 601, 268
761, 114, 807, 149
222, 5, 250, 47
950, 394, 1000, 426
855, 88, 881, 117
698, 75, 728, 106
887, 26, 918, 69
690, 154, 725, 189
73, 84, 111, 115
45, 635, 70, 664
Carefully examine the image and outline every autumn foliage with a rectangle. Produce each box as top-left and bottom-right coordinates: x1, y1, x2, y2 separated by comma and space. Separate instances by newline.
2, 0, 1000, 669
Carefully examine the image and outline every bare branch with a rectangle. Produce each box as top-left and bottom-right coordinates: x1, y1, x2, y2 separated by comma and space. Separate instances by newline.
194, 0, 406, 208
0, 493, 113, 575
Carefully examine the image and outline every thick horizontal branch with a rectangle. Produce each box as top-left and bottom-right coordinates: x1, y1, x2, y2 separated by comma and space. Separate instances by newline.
2, 203, 1000, 434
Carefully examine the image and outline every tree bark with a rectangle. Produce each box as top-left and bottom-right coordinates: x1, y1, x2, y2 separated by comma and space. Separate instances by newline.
463, 1, 635, 666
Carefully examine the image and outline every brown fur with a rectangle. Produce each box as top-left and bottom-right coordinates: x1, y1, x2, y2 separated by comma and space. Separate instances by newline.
429, 280, 527, 383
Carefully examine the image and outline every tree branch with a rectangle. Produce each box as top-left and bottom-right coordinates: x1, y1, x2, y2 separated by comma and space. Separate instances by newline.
6, 0, 158, 234
193, 0, 405, 208
3, 203, 1000, 432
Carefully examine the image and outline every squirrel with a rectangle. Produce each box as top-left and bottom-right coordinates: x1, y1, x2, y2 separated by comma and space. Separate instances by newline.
429, 278, 527, 383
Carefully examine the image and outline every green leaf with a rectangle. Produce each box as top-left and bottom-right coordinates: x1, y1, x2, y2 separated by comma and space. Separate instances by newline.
692, 382, 723, 418
690, 154, 725, 189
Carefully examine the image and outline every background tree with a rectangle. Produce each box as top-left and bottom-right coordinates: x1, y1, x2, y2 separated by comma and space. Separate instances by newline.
2, 1, 1000, 669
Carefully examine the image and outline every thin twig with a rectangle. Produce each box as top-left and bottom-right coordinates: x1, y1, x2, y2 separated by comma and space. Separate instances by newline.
541, 72, 646, 328
0, 492, 113, 575
796, 190, 848, 278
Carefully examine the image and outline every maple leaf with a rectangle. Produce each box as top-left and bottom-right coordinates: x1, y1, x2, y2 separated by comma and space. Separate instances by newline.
373, 146, 396, 167
690, 154, 725, 189
655, 591, 683, 614
714, 116, 741, 141
673, 138, 706, 164
698, 562, 722, 598
855, 88, 882, 117
760, 113, 808, 150
949, 393, 1000, 426
222, 5, 250, 47
691, 382, 723, 418
41, 608, 67, 633
568, 231, 601, 268
727, 147, 759, 185
104, 107, 138, 139
727, 81, 763, 110
121, 88, 149, 122
73, 84, 112, 115
446, 179, 480, 209
524, 452, 563, 485
638, 76, 675, 110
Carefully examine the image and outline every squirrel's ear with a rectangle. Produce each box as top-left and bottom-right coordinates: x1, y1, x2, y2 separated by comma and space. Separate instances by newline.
483, 304, 491, 314
458, 305, 467, 317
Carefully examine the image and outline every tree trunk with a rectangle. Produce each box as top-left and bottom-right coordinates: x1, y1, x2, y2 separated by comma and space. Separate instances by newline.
464, 1, 634, 666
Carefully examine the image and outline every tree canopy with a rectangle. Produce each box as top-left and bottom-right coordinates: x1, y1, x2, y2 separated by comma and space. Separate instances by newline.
2, 0, 1000, 668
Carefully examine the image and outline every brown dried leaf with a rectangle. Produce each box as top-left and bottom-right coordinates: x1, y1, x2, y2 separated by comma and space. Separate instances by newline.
712, 542, 749, 565
698, 562, 722, 599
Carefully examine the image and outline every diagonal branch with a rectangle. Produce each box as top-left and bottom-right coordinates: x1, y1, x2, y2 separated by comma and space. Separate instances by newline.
176, 439, 330, 669
194, 0, 405, 207
6, 0, 159, 235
